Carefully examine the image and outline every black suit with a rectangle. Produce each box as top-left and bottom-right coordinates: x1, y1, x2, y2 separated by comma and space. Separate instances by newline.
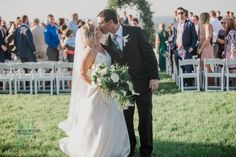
0, 27, 6, 62
102, 25, 159, 157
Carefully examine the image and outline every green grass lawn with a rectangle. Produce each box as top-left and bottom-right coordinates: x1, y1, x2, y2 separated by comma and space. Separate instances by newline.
1, 72, 236, 157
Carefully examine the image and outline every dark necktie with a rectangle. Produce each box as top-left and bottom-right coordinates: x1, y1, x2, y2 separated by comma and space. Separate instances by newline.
112, 34, 121, 51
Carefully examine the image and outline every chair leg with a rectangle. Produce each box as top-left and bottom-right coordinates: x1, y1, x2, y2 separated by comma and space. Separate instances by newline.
3, 81, 5, 91
23, 81, 26, 91
221, 76, 224, 91
14, 80, 17, 94
205, 75, 208, 91
226, 76, 229, 91
35, 80, 37, 94
30, 81, 32, 94
9, 81, 12, 94
50, 80, 53, 95
197, 76, 200, 91
181, 76, 184, 92
56, 79, 59, 95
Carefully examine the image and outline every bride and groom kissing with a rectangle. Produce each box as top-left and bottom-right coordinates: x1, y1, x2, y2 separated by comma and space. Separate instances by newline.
58, 9, 159, 157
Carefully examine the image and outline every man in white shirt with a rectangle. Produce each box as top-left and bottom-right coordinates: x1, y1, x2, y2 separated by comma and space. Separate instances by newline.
210, 11, 223, 58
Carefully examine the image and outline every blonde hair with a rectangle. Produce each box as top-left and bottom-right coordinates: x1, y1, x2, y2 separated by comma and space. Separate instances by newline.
80, 22, 96, 47
200, 12, 210, 33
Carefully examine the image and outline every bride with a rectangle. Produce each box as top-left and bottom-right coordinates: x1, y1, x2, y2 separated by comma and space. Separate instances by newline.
58, 22, 130, 157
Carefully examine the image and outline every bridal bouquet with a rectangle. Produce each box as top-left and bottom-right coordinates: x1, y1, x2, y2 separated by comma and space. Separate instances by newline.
88, 63, 138, 108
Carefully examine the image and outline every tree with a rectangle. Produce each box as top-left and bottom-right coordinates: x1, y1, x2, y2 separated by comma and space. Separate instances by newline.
108, 0, 155, 45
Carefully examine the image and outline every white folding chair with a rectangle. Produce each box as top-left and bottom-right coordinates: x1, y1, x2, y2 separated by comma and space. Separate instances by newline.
12, 62, 36, 94
225, 59, 236, 91
179, 58, 200, 92
0, 63, 13, 94
204, 58, 225, 91
54, 62, 73, 94
34, 62, 55, 95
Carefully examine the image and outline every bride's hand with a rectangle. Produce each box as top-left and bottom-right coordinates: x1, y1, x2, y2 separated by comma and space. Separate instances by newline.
149, 79, 159, 93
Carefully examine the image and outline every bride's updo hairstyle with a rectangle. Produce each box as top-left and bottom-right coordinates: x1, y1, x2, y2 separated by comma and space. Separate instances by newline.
80, 22, 96, 47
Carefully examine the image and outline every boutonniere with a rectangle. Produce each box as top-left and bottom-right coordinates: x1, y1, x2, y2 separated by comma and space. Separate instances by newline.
123, 34, 130, 47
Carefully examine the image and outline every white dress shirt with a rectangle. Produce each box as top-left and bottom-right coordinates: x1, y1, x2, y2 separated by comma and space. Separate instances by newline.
210, 17, 223, 43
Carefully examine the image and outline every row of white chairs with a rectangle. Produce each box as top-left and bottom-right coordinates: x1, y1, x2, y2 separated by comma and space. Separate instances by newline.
0, 61, 73, 95
177, 58, 236, 92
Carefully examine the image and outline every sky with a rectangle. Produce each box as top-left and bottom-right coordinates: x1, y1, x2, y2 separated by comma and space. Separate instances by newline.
0, 0, 235, 22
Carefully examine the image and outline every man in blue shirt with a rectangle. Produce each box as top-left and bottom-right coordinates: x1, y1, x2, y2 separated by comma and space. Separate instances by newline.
68, 13, 79, 35
44, 14, 60, 61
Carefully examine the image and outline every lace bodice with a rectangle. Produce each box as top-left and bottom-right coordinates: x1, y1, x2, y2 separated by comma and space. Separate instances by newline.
94, 51, 112, 66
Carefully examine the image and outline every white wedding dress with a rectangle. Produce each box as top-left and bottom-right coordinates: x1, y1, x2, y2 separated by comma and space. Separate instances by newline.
59, 51, 130, 157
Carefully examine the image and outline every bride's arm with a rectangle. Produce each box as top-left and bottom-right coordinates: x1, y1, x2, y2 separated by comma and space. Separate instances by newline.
79, 48, 96, 84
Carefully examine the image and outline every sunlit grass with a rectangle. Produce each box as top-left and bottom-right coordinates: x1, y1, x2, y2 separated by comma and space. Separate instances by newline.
1, 73, 236, 157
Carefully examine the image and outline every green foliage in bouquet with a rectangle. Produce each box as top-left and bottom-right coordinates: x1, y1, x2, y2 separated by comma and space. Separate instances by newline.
88, 63, 138, 107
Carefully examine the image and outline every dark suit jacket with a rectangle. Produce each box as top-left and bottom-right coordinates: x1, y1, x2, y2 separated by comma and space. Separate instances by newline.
0, 28, 6, 62
14, 24, 36, 60
173, 20, 198, 52
102, 26, 159, 94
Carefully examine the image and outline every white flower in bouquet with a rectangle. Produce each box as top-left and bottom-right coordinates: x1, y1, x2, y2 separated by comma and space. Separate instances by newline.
110, 73, 119, 83
97, 78, 103, 86
99, 68, 108, 76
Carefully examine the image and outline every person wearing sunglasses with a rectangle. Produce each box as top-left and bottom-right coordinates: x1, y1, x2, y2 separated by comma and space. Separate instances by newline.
173, 7, 198, 86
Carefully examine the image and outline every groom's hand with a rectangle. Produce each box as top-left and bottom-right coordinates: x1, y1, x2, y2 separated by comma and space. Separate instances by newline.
149, 79, 159, 93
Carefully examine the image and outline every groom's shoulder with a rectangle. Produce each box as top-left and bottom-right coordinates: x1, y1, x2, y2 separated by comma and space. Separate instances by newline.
123, 25, 142, 34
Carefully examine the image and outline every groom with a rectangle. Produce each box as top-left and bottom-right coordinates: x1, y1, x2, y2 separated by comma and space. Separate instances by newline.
98, 9, 159, 157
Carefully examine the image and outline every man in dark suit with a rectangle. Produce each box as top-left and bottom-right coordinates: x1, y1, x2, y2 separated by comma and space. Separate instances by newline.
98, 9, 159, 157
0, 17, 7, 62
14, 15, 36, 62
173, 7, 198, 85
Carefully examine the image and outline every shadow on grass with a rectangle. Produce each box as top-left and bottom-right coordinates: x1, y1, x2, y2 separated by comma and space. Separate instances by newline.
1, 139, 236, 157
153, 140, 236, 157
154, 72, 180, 95
131, 140, 236, 157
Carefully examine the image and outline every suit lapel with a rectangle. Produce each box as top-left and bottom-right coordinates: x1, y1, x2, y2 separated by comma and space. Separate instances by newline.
183, 20, 188, 36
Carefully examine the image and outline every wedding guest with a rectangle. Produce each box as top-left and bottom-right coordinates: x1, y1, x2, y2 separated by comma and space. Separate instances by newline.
130, 18, 139, 27
123, 11, 129, 25
230, 12, 235, 19
216, 11, 223, 21
173, 7, 198, 81
216, 18, 227, 59
128, 14, 133, 25
198, 12, 214, 85
226, 11, 230, 18
210, 10, 223, 58
68, 13, 79, 35
0, 17, 7, 62
62, 29, 75, 62
31, 18, 47, 61
167, 25, 175, 73
223, 18, 236, 85
191, 15, 199, 35
156, 23, 169, 71
14, 15, 36, 62
78, 20, 85, 29
44, 14, 60, 61
58, 17, 65, 27
5, 21, 16, 60
189, 12, 194, 19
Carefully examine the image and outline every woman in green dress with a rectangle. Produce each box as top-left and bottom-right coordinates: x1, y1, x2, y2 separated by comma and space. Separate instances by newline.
155, 23, 169, 71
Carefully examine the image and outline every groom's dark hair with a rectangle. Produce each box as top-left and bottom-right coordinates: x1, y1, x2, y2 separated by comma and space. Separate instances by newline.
97, 9, 118, 24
